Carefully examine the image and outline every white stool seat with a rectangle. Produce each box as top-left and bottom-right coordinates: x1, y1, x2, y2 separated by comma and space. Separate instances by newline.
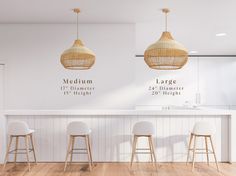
132, 121, 154, 135
67, 121, 91, 135
8, 121, 35, 136
192, 122, 216, 136
28, 129, 35, 134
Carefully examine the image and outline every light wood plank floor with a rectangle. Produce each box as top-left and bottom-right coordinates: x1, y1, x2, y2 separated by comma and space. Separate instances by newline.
1, 163, 236, 176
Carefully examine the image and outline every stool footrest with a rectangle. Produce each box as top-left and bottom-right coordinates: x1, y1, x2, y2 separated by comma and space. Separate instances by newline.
135, 152, 152, 154
70, 148, 88, 155
193, 152, 214, 154
72, 148, 87, 151
189, 148, 211, 150
70, 152, 88, 154
9, 149, 33, 154
136, 148, 151, 150
189, 148, 213, 153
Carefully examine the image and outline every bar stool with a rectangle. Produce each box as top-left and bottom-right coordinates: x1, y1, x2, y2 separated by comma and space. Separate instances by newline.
3, 121, 37, 171
186, 121, 219, 171
130, 121, 157, 168
64, 121, 93, 171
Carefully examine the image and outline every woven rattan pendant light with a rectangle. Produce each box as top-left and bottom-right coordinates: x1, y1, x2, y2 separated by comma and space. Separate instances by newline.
61, 8, 95, 70
144, 8, 188, 70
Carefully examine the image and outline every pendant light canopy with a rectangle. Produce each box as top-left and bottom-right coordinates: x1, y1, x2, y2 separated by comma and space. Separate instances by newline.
61, 8, 95, 70
144, 8, 188, 70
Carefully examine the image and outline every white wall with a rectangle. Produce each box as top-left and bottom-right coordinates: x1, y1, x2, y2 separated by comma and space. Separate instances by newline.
0, 23, 236, 110
135, 22, 236, 109
199, 57, 236, 106
0, 24, 136, 110
135, 57, 236, 108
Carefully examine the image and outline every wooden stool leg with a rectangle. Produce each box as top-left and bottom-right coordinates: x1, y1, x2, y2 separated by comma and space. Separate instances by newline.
87, 135, 93, 166
205, 136, 209, 166
30, 134, 37, 164
25, 135, 31, 171
3, 136, 13, 170
191, 135, 197, 171
130, 135, 137, 167
70, 136, 75, 164
186, 133, 193, 165
14, 136, 19, 165
148, 136, 154, 164
64, 136, 72, 171
149, 136, 157, 169
209, 136, 219, 172
85, 135, 92, 171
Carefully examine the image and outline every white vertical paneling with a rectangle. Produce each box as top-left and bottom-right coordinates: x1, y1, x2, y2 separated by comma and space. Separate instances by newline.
122, 116, 132, 161
53, 116, 67, 161
221, 115, 229, 162
6, 115, 229, 162
99, 116, 106, 161
171, 116, 186, 162
164, 116, 171, 162
44, 117, 54, 161
181, 117, 190, 162
214, 115, 221, 161
104, 116, 109, 161
156, 117, 164, 162
91, 116, 98, 161
110, 117, 116, 161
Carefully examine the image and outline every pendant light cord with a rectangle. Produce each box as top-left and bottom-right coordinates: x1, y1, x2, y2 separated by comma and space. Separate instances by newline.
165, 12, 168, 31
162, 8, 169, 32
76, 12, 79, 40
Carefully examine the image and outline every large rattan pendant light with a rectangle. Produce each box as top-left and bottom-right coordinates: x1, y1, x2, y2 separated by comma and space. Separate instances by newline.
61, 8, 95, 70
144, 8, 188, 70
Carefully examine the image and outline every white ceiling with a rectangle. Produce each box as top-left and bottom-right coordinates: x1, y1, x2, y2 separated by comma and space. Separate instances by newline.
0, 0, 236, 54
0, 0, 235, 24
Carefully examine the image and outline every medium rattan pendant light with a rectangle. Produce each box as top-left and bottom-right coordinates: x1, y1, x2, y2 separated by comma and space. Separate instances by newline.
61, 8, 95, 70
144, 8, 188, 70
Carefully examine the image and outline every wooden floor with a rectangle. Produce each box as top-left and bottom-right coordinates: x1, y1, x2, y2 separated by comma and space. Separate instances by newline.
1, 163, 236, 176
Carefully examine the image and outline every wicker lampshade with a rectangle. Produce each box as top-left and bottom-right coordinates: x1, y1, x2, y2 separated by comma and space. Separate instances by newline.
144, 9, 188, 70
61, 39, 95, 70
60, 8, 95, 70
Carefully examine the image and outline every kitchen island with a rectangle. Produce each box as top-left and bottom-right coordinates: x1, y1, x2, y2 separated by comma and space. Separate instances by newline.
1, 108, 235, 163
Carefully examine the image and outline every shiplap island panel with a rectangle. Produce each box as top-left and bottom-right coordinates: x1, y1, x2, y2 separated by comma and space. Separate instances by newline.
1, 109, 234, 163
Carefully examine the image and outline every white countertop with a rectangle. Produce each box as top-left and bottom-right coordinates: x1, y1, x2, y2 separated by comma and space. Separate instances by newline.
3, 108, 233, 116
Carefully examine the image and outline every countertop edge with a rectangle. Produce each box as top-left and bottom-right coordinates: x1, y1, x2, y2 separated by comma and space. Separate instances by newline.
2, 109, 234, 116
